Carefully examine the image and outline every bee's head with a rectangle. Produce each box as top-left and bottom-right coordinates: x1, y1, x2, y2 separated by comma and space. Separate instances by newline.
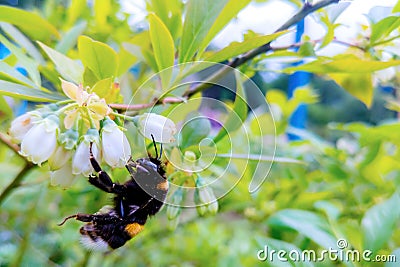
132, 135, 166, 177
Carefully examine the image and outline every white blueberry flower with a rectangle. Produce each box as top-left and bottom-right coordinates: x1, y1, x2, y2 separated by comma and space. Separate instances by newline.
60, 79, 110, 130
136, 113, 176, 143
72, 129, 101, 176
50, 161, 77, 188
20, 115, 59, 165
48, 145, 72, 171
9, 111, 41, 143
101, 117, 131, 168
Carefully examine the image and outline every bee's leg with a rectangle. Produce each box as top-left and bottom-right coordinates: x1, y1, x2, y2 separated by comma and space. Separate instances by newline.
58, 213, 121, 226
89, 143, 125, 194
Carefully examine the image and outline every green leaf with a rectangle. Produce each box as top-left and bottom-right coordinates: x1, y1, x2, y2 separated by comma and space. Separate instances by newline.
148, 13, 175, 71
162, 93, 202, 123
370, 16, 400, 45
328, 73, 373, 107
0, 5, 59, 41
117, 46, 137, 76
250, 113, 275, 136
214, 72, 248, 143
179, 112, 211, 149
55, 21, 87, 54
205, 31, 289, 63
0, 95, 12, 120
0, 22, 45, 64
179, 0, 229, 63
66, 0, 87, 27
298, 41, 316, 57
122, 32, 158, 71
91, 78, 122, 103
197, 0, 251, 57
284, 55, 400, 73
362, 192, 400, 252
317, 12, 338, 49
393, 1, 400, 13
0, 34, 41, 87
94, 0, 111, 29
38, 42, 84, 84
82, 67, 98, 88
0, 80, 65, 102
267, 209, 338, 249
282, 55, 400, 107
0, 62, 38, 88
146, 0, 183, 42
78, 36, 118, 80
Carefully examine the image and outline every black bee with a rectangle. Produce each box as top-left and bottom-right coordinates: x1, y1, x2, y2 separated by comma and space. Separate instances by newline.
58, 136, 168, 251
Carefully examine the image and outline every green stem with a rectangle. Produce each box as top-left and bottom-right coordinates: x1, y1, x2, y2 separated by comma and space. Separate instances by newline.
85, 107, 97, 129
10, 187, 42, 267
56, 99, 75, 106
55, 103, 78, 115
77, 250, 91, 267
0, 163, 35, 206
110, 111, 135, 121
0, 132, 24, 159
372, 34, 400, 47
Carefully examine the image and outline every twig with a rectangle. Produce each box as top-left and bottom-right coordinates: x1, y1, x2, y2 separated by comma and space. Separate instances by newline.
0, 132, 36, 206
109, 102, 156, 111
109, 0, 341, 110
332, 38, 366, 51
109, 96, 186, 111
183, 0, 340, 98
0, 132, 25, 159
0, 162, 35, 206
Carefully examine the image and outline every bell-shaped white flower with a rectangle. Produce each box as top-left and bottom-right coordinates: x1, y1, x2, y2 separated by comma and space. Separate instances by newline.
136, 113, 176, 143
9, 111, 41, 143
72, 129, 101, 176
50, 161, 77, 188
101, 118, 131, 168
48, 145, 72, 171
20, 115, 59, 165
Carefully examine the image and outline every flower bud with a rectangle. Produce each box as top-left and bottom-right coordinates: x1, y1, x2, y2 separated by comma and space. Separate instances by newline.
8, 111, 41, 143
72, 129, 101, 176
101, 117, 131, 168
167, 188, 183, 220
194, 176, 218, 216
167, 216, 180, 231
20, 115, 59, 165
207, 198, 219, 215
135, 113, 176, 143
59, 129, 79, 150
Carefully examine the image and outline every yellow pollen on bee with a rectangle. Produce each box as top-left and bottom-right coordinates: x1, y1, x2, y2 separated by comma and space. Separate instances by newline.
156, 181, 169, 191
125, 223, 144, 237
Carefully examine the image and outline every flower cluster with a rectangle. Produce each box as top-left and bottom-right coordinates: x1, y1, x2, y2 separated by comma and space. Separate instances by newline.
9, 79, 176, 187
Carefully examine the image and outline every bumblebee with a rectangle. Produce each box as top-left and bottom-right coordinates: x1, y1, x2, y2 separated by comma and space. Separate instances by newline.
58, 137, 168, 251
